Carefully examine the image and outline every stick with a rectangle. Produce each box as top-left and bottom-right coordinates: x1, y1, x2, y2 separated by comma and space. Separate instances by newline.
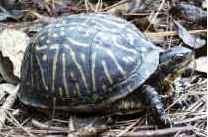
119, 126, 193, 137
0, 84, 19, 128
103, 0, 130, 11
174, 115, 207, 125
145, 29, 207, 37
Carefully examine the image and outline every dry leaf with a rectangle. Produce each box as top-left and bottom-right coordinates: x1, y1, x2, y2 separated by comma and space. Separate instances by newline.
0, 29, 29, 79
0, 83, 17, 95
170, 3, 207, 25
175, 21, 206, 49
190, 57, 207, 73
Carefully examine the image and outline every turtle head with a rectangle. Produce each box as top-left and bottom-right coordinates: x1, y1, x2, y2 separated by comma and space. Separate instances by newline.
159, 47, 193, 80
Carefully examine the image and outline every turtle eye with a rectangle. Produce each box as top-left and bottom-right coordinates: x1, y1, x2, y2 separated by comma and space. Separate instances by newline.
173, 54, 184, 63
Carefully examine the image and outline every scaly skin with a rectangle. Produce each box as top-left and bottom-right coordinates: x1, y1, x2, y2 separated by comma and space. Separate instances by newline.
112, 85, 171, 128
140, 85, 171, 127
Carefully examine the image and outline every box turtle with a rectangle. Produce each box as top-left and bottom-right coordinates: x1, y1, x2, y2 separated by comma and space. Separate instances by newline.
18, 13, 193, 127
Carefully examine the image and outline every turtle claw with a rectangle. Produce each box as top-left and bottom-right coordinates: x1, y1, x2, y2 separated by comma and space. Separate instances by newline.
158, 114, 173, 128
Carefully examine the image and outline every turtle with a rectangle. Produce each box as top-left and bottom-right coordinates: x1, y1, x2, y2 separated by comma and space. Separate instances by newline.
18, 13, 193, 127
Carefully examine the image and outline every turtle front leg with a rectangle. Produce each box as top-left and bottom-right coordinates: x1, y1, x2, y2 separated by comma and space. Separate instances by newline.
140, 85, 172, 128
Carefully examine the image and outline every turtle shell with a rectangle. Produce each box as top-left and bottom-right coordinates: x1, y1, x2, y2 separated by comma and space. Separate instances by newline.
18, 13, 160, 111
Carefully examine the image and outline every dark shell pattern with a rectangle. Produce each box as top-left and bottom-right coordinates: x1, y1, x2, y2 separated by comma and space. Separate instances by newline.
18, 13, 160, 110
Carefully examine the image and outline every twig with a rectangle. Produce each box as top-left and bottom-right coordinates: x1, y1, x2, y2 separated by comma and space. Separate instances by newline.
32, 119, 66, 131
124, 12, 164, 16
85, 0, 89, 12
116, 119, 141, 137
0, 85, 19, 128
95, 0, 103, 12
170, 112, 207, 117
118, 126, 193, 137
5, 114, 32, 137
5, 103, 36, 137
28, 11, 56, 23
145, 29, 207, 38
174, 115, 207, 125
103, 0, 130, 11
0, 84, 35, 137
32, 119, 108, 136
68, 115, 76, 137
0, 127, 66, 134
145, 0, 166, 32
193, 127, 207, 137
84, 0, 95, 12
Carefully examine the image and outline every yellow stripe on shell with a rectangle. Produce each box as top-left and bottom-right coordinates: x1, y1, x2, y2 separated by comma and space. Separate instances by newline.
62, 53, 69, 97
75, 83, 81, 96
67, 37, 89, 47
102, 60, 113, 84
51, 45, 59, 92
81, 53, 86, 62
59, 87, 63, 97
65, 45, 89, 91
91, 52, 97, 91
35, 45, 47, 51
35, 55, 48, 90
106, 49, 126, 76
